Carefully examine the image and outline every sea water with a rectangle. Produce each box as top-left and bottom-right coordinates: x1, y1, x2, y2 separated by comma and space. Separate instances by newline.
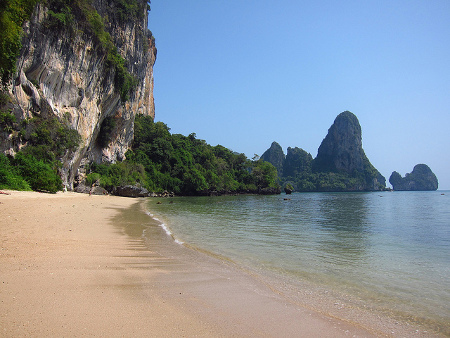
146, 191, 450, 334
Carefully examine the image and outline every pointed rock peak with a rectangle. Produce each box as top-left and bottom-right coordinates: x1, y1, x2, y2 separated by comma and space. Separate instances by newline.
313, 111, 385, 190
261, 141, 285, 177
314, 111, 365, 173
268, 141, 283, 151
336, 110, 360, 123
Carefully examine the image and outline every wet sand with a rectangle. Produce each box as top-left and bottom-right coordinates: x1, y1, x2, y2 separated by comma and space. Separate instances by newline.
0, 190, 420, 337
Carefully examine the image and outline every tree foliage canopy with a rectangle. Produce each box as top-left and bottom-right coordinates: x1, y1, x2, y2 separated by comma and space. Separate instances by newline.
0, 115, 81, 193
0, 0, 38, 86
88, 115, 281, 195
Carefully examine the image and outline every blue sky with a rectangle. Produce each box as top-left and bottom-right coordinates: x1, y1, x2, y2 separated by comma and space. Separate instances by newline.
148, 0, 450, 189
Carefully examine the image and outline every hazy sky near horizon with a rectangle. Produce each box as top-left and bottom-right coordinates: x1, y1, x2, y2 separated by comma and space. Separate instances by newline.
149, 0, 450, 189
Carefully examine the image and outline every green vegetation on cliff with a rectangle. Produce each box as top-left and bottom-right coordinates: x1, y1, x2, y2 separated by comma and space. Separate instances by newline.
86, 115, 280, 195
389, 164, 438, 191
0, 116, 81, 192
0, 0, 38, 87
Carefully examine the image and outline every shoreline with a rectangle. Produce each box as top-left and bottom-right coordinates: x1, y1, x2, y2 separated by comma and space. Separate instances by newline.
0, 191, 442, 337
142, 196, 447, 338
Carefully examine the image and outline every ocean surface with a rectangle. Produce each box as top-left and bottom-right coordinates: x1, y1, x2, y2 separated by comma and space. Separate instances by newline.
145, 191, 450, 335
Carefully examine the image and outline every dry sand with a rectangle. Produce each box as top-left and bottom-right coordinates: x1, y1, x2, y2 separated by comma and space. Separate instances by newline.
0, 190, 387, 337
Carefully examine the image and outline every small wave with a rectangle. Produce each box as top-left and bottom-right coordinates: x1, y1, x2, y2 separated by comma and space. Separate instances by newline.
159, 222, 172, 236
144, 211, 183, 245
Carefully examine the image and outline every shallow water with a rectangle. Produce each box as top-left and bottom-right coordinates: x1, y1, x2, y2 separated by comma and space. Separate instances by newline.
146, 191, 450, 335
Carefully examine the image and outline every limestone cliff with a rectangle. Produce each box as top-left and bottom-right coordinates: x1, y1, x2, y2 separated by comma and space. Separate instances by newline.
2, 0, 156, 189
389, 164, 438, 191
314, 111, 365, 173
313, 111, 385, 190
284, 147, 313, 178
261, 142, 285, 177
260, 111, 386, 191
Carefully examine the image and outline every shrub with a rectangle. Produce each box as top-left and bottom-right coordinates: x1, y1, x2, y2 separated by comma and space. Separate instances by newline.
0, 154, 32, 191
85, 172, 101, 186
2, 117, 82, 193
12, 152, 62, 193
0, 110, 16, 133
86, 161, 147, 191
24, 117, 81, 154
45, 6, 74, 30
0, 0, 38, 86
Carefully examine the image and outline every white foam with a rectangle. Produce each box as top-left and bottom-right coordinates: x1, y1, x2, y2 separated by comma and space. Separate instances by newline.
144, 210, 183, 245
159, 223, 172, 236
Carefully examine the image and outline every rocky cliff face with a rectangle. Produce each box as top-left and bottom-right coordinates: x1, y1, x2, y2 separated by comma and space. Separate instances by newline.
284, 147, 313, 178
389, 164, 438, 191
261, 111, 386, 191
314, 111, 365, 173
261, 141, 285, 177
261, 143, 313, 179
313, 111, 385, 190
3, 0, 156, 189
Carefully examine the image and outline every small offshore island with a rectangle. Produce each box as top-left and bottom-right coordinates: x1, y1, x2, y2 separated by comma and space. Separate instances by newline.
389, 164, 439, 191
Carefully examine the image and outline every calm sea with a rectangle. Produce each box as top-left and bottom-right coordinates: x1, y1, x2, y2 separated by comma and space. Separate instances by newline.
145, 191, 450, 334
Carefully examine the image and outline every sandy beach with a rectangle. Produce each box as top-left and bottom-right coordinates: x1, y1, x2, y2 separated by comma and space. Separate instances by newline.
0, 190, 404, 337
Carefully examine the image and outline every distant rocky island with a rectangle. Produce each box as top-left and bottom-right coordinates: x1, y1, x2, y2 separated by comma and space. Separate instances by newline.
389, 164, 438, 191
261, 111, 386, 192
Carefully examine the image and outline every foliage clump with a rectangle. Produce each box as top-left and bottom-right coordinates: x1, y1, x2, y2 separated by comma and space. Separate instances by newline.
21, 117, 81, 160
0, 110, 16, 134
0, 0, 38, 87
86, 115, 280, 195
0, 116, 81, 193
86, 161, 147, 191
0, 153, 32, 191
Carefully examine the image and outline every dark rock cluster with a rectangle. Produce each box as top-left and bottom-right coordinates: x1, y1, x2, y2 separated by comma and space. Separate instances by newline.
261, 111, 386, 191
112, 185, 151, 197
389, 164, 438, 191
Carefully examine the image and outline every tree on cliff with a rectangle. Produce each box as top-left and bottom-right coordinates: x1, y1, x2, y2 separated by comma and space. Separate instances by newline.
0, 116, 81, 192
0, 0, 37, 86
